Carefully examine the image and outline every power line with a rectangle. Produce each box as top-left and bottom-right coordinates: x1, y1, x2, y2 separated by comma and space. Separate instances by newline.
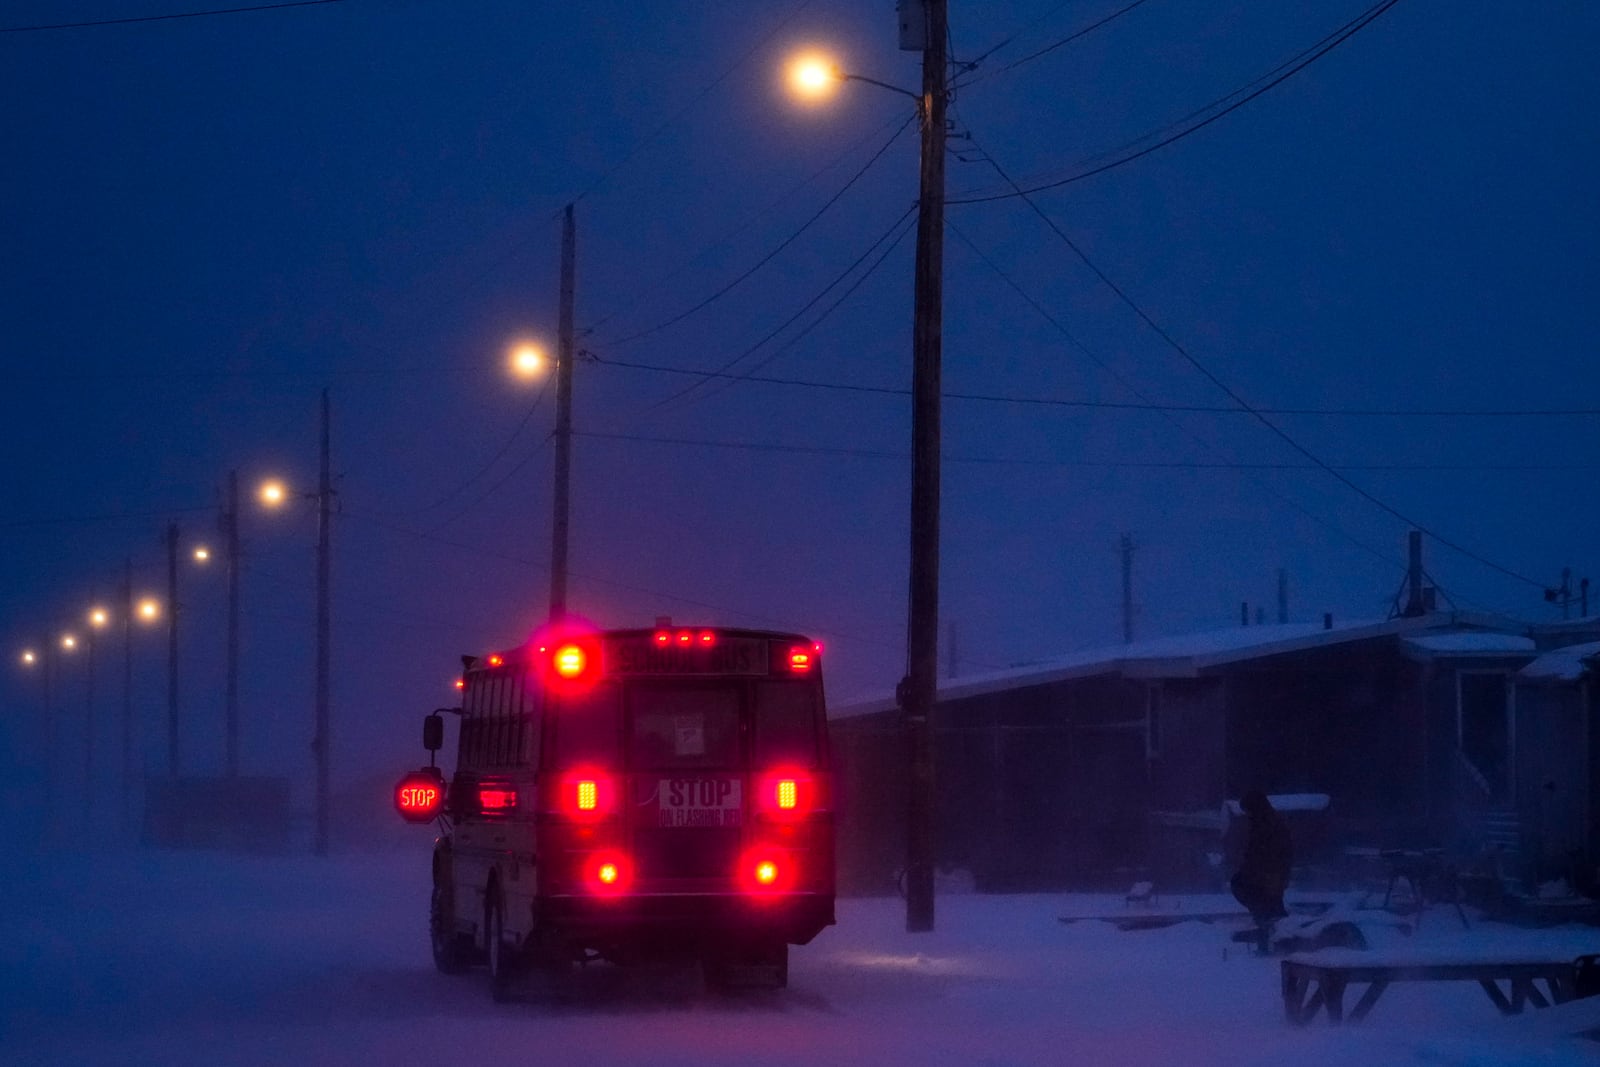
957, 0, 1152, 88
596, 114, 917, 349
385, 376, 553, 520
944, 215, 1404, 576
647, 207, 918, 414
964, 133, 1546, 591
0, 0, 344, 33
573, 430, 1600, 473
949, 0, 1405, 205
589, 353, 1600, 418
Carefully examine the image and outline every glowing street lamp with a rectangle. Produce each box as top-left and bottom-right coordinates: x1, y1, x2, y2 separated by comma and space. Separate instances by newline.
20, 649, 37, 666
258, 479, 288, 509
60, 633, 78, 652
138, 598, 161, 622
509, 342, 546, 382
192, 545, 211, 564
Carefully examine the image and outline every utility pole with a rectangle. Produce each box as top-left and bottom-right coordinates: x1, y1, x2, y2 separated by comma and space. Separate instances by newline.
1402, 530, 1426, 617
550, 203, 576, 622
1277, 569, 1289, 624
85, 623, 96, 827
224, 470, 241, 777
314, 388, 333, 856
166, 521, 180, 777
902, 0, 948, 935
42, 641, 57, 838
121, 558, 134, 834
1120, 534, 1136, 644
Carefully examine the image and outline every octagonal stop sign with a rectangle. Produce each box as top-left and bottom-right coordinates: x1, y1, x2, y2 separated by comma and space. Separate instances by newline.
395, 769, 445, 823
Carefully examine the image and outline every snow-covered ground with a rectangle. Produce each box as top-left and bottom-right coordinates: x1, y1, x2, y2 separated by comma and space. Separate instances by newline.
3, 848, 1598, 1066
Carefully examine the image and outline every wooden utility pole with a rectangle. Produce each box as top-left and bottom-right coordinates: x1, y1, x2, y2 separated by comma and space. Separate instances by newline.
903, 0, 948, 935
121, 558, 134, 832
550, 205, 577, 621
224, 470, 241, 777
1277, 568, 1289, 624
314, 389, 333, 856
166, 521, 180, 777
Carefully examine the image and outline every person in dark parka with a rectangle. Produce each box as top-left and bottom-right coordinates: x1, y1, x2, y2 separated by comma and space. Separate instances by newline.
1230, 790, 1293, 927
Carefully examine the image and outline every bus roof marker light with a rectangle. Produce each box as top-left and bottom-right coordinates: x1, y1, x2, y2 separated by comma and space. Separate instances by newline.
698, 630, 716, 646
487, 654, 504, 667
676, 630, 692, 646
654, 630, 671, 647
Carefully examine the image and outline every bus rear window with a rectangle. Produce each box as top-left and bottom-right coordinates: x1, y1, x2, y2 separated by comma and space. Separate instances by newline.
628, 684, 741, 770
546, 682, 620, 769
754, 681, 821, 766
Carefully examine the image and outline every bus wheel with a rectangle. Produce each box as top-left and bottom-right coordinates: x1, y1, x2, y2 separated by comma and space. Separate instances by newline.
429, 877, 471, 975
485, 891, 522, 1002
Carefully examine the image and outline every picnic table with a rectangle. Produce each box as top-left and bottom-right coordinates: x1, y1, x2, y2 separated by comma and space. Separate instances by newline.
1281, 951, 1577, 1024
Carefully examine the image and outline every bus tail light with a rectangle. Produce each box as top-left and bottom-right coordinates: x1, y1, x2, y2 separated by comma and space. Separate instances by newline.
550, 770, 615, 821
756, 771, 823, 821
478, 785, 518, 813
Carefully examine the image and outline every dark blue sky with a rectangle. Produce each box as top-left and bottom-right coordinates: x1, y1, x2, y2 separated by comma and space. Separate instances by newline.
2, 1, 1596, 803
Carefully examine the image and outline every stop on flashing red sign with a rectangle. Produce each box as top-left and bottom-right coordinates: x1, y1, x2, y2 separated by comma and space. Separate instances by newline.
395, 770, 445, 823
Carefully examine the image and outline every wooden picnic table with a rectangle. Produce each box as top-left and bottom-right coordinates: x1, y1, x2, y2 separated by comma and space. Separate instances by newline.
1281, 953, 1577, 1024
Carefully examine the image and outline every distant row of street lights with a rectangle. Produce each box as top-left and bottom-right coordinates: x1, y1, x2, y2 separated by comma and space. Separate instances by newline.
14, 471, 326, 839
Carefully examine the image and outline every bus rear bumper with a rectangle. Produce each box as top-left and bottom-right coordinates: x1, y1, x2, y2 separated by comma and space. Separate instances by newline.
538, 890, 835, 947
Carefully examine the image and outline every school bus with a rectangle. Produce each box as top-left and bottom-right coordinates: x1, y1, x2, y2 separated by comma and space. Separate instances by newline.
396, 621, 835, 997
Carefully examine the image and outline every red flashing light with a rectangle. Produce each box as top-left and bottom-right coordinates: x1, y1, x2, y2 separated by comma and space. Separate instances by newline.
553, 644, 587, 678
740, 847, 795, 894
787, 647, 813, 672
576, 779, 598, 811
775, 779, 798, 810
698, 630, 716, 646
479, 786, 517, 813
588, 852, 630, 894
394, 770, 445, 823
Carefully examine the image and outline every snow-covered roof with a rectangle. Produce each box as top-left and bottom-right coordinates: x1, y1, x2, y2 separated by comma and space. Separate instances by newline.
1518, 641, 1600, 683
832, 614, 1466, 719
1402, 633, 1537, 656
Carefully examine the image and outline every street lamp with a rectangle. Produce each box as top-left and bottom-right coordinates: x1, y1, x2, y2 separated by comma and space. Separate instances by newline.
256, 388, 335, 856
783, 2, 948, 933
509, 342, 546, 381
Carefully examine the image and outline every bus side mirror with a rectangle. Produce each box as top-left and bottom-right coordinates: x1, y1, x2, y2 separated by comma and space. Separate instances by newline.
423, 713, 444, 752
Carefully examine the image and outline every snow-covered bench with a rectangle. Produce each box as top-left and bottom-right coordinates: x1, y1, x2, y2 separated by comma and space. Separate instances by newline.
1281, 951, 1578, 1024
